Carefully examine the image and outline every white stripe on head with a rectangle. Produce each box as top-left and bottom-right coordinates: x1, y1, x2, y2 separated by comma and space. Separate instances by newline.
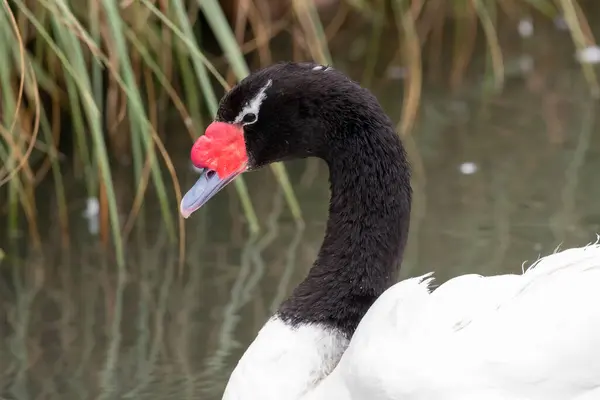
233, 79, 273, 126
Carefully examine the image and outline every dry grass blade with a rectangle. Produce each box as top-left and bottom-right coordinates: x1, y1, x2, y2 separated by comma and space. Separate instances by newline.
0, 0, 33, 186
291, 0, 332, 64
393, 0, 422, 137
471, 0, 504, 91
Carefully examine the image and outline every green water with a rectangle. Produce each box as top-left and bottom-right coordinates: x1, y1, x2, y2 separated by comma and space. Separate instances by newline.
2, 17, 600, 400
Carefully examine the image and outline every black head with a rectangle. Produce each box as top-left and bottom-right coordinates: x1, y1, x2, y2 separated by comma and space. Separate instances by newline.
180, 61, 396, 218
215, 61, 388, 168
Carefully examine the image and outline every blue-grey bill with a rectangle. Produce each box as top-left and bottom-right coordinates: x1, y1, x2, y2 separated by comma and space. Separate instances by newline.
180, 168, 241, 219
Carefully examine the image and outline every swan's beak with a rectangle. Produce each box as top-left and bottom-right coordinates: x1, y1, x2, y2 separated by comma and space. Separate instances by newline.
180, 167, 243, 219
181, 121, 248, 219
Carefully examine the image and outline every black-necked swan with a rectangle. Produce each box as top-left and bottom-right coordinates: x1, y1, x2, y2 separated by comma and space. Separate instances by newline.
180, 62, 600, 400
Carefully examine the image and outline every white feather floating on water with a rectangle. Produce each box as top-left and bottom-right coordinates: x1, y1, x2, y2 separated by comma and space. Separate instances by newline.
518, 18, 534, 38
459, 162, 478, 175
82, 197, 100, 235
576, 46, 600, 65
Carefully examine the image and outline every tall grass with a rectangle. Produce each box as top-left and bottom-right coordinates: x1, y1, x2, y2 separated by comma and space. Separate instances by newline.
0, 0, 597, 265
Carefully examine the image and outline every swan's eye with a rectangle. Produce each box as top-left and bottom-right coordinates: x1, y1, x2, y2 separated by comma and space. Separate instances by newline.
242, 113, 257, 125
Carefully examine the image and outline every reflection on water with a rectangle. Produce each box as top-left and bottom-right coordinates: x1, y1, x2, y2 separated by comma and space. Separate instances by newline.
2, 21, 600, 400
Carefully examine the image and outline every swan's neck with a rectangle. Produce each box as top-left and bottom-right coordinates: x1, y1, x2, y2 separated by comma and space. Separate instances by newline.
223, 107, 411, 400
278, 125, 412, 337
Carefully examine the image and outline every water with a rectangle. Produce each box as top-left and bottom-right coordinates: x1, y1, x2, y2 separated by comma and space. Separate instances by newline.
2, 17, 600, 400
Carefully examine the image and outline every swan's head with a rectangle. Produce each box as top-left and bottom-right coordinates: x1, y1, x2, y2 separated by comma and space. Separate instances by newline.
180, 62, 376, 218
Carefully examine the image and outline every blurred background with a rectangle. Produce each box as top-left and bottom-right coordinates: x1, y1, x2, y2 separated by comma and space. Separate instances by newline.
1, 0, 600, 398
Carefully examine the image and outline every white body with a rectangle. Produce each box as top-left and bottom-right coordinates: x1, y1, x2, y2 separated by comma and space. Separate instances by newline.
223, 243, 600, 400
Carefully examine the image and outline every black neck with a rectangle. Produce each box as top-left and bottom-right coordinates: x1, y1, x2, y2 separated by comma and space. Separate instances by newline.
277, 115, 412, 338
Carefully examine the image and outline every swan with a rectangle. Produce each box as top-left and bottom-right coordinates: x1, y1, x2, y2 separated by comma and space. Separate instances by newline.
179, 62, 600, 400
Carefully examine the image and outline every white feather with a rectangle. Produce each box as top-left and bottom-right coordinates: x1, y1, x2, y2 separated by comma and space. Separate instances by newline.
222, 318, 348, 400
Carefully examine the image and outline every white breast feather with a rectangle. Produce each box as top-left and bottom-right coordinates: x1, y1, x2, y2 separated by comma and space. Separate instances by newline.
222, 317, 349, 400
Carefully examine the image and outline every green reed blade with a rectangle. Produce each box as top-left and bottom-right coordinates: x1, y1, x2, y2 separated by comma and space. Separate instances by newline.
175, 40, 204, 131
124, 27, 187, 121
26, 56, 64, 99
51, 15, 95, 196
0, 11, 24, 236
169, 0, 219, 114
196, 0, 249, 78
89, 0, 103, 193
101, 0, 145, 208
101, 0, 176, 240
521, 0, 557, 18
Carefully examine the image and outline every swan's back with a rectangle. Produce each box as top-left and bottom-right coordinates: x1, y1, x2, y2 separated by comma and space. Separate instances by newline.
321, 244, 600, 400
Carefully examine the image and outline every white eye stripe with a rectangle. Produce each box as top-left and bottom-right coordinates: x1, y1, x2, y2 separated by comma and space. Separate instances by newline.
234, 79, 273, 125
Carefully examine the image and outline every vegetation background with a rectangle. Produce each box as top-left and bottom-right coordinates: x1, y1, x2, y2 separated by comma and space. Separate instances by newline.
1, 0, 597, 260
1, 1, 599, 398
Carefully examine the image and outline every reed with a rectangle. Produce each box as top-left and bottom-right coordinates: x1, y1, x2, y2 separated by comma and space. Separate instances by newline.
0, 0, 596, 266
